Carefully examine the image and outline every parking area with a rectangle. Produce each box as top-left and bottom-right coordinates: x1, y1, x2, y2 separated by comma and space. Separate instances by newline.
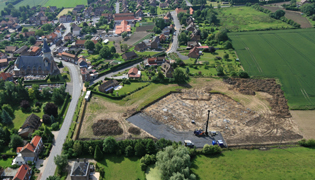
127, 113, 226, 148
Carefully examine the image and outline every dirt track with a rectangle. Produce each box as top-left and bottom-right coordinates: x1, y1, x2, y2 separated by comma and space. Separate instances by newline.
263, 5, 312, 28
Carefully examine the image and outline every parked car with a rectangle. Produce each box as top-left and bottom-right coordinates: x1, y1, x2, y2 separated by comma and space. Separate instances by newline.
184, 140, 194, 148
217, 140, 224, 147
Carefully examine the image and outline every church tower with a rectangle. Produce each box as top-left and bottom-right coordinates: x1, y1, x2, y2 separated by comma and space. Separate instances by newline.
42, 39, 53, 62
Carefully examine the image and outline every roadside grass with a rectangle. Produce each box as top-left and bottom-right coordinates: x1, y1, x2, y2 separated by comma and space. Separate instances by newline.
44, 0, 87, 8
97, 155, 145, 180
214, 7, 293, 31
191, 147, 315, 180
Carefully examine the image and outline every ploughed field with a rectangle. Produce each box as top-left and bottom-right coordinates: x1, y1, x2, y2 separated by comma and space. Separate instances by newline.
230, 29, 315, 109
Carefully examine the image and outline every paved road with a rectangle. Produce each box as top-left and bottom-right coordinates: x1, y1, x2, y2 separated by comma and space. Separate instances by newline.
127, 113, 227, 148
167, 11, 181, 54
116, 2, 120, 14
40, 24, 83, 180
185, 0, 192, 6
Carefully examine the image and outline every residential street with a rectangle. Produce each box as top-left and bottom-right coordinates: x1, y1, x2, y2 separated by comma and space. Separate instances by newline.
167, 11, 181, 54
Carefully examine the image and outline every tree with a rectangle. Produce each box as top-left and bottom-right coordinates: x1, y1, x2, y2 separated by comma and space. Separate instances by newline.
46, 176, 60, 180
22, 27, 28, 33
185, 67, 190, 74
20, 100, 30, 109
28, 36, 36, 45
209, 46, 216, 53
44, 102, 58, 117
121, 31, 128, 39
103, 136, 117, 154
3, 127, 10, 144
121, 44, 128, 52
99, 46, 111, 58
156, 146, 196, 180
178, 32, 188, 45
42, 114, 51, 125
223, 41, 232, 49
35, 29, 44, 36
9, 134, 24, 150
84, 40, 95, 51
150, 6, 156, 14
173, 68, 186, 83
1, 109, 12, 125
239, 71, 249, 78
223, 53, 229, 60
54, 154, 68, 172
125, 145, 133, 157
146, 139, 156, 154
41, 87, 51, 99
110, 46, 116, 54
2, 104, 13, 118
94, 145, 103, 160
301, 3, 315, 16
73, 141, 82, 156
216, 66, 224, 76
215, 29, 228, 41
42, 23, 53, 31
28, 88, 35, 100
202, 144, 222, 155
84, 81, 90, 88
134, 142, 145, 156
272, 9, 285, 19
95, 43, 103, 53
19, 34, 24, 39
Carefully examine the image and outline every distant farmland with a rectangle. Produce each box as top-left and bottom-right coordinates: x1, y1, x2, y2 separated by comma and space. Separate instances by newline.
44, 0, 87, 8
230, 29, 315, 109
14, 0, 49, 9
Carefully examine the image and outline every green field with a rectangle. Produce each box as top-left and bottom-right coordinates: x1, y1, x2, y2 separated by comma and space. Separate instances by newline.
97, 155, 145, 180
44, 0, 87, 8
191, 147, 315, 180
230, 29, 315, 109
215, 7, 293, 31
14, 0, 49, 9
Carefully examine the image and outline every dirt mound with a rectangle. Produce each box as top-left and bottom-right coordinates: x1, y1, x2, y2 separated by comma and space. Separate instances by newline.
92, 119, 123, 136
224, 78, 291, 118
128, 127, 141, 135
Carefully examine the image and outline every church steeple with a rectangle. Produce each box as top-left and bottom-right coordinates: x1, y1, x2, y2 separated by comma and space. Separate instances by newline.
42, 39, 51, 53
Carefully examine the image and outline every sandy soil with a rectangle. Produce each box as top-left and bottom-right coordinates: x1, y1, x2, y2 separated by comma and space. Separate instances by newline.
291, 110, 315, 139
263, 5, 312, 28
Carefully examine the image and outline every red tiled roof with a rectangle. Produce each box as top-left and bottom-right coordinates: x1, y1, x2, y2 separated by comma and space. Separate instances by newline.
115, 20, 131, 34
31, 135, 41, 147
24, 143, 35, 152
0, 72, 12, 81
76, 40, 86, 45
30, 46, 40, 53
189, 46, 199, 56
16, 147, 22, 153
128, 67, 140, 77
81, 68, 88, 75
0, 59, 8, 63
189, 7, 194, 15
62, 52, 76, 58
14, 164, 31, 180
114, 16, 134, 21
197, 46, 209, 49
46, 32, 57, 39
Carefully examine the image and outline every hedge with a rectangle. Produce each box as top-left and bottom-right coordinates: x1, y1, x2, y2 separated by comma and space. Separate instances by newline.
3, 64, 11, 72
58, 93, 70, 119
1, 152, 17, 157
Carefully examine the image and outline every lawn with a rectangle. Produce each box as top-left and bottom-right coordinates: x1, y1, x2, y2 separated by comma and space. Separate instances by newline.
191, 147, 315, 180
57, 8, 73, 18
14, 0, 49, 9
11, 109, 44, 130
230, 28, 315, 109
145, 165, 161, 180
44, 0, 87, 8
116, 82, 149, 95
0, 158, 14, 169
215, 6, 293, 31
97, 155, 145, 180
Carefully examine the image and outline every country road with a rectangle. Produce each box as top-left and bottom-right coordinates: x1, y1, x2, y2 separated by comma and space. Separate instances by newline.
167, 11, 181, 54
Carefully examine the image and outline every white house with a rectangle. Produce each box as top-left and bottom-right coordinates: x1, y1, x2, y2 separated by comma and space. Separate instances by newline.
54, 30, 62, 38
73, 26, 81, 36
12, 136, 43, 165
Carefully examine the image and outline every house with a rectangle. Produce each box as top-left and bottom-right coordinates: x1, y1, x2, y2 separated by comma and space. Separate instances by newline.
0, 52, 7, 59
13, 40, 59, 77
5, 46, 17, 53
149, 0, 156, 6
163, 16, 170, 23
189, 7, 194, 15
64, 33, 73, 41
80, 68, 90, 82
46, 32, 58, 43
101, 13, 114, 21
75, 40, 86, 48
134, 42, 147, 52
159, 34, 167, 42
159, 2, 169, 8
0, 72, 13, 81
151, 36, 160, 49
49, 6, 57, 12
165, 12, 172, 19
147, 56, 167, 66
78, 57, 88, 68
61, 52, 77, 63
187, 41, 199, 48
122, 51, 138, 60
13, 136, 43, 165
162, 27, 170, 35
12, 164, 32, 180
70, 159, 90, 180
190, 33, 200, 41
161, 62, 173, 78
27, 46, 41, 56
188, 46, 200, 58
14, 46, 29, 56
18, 114, 41, 138
186, 22, 195, 31
98, 79, 120, 93
300, 0, 310, 4
34, 41, 43, 47
175, 8, 186, 15
128, 67, 141, 79
73, 26, 81, 36
1, 167, 18, 179
135, 9, 144, 17
115, 20, 131, 35
55, 30, 62, 38
114, 13, 135, 24
59, 15, 72, 23
0, 59, 8, 67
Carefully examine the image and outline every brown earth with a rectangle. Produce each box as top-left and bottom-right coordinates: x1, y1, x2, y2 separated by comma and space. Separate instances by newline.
263, 5, 312, 28
290, 110, 315, 139
92, 119, 123, 136
128, 127, 141, 135
125, 31, 151, 46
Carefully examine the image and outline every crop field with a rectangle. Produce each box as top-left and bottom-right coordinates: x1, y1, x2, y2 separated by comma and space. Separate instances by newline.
44, 0, 87, 8
191, 147, 315, 180
57, 8, 73, 18
14, 0, 49, 9
215, 7, 293, 31
230, 29, 315, 109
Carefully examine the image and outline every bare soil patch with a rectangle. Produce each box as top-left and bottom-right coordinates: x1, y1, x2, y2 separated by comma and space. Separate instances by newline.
92, 119, 123, 136
263, 6, 312, 28
128, 127, 141, 135
136, 25, 154, 32
125, 32, 151, 46
291, 110, 315, 139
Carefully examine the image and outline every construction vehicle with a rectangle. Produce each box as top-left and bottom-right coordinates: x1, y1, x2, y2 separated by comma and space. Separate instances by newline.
194, 129, 205, 136
184, 140, 194, 148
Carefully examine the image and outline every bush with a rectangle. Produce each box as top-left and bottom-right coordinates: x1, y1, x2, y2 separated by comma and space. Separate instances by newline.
299, 139, 315, 147
2, 154, 7, 160
202, 144, 222, 155
125, 145, 133, 157
238, 71, 249, 78
20, 100, 30, 109
42, 114, 51, 125
51, 122, 59, 131
44, 103, 58, 117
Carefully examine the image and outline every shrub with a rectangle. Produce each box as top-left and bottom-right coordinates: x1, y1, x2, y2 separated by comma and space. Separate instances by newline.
35, 101, 42, 107
238, 71, 249, 78
42, 114, 51, 125
32, 106, 40, 113
20, 100, 30, 109
125, 145, 133, 157
2, 154, 7, 160
44, 103, 58, 117
51, 122, 59, 131
299, 139, 315, 147
202, 144, 222, 155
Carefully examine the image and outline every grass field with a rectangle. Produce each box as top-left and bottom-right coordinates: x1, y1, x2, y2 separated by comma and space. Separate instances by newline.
191, 147, 315, 180
57, 8, 73, 18
11, 109, 44, 130
230, 29, 315, 109
215, 7, 293, 31
0, 158, 14, 169
97, 155, 145, 180
44, 0, 87, 8
116, 82, 149, 95
14, 0, 49, 9
145, 165, 161, 180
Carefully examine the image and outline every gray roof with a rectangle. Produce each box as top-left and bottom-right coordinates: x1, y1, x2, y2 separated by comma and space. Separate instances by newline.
15, 56, 51, 71
42, 39, 51, 53
71, 162, 89, 176
2, 167, 18, 177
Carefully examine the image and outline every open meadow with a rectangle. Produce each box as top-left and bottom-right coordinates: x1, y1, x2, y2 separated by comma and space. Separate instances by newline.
57, 8, 73, 18
215, 7, 293, 31
44, 0, 87, 8
191, 147, 315, 180
14, 0, 49, 9
230, 29, 315, 109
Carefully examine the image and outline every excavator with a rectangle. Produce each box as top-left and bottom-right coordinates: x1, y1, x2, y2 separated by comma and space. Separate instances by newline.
193, 110, 210, 137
